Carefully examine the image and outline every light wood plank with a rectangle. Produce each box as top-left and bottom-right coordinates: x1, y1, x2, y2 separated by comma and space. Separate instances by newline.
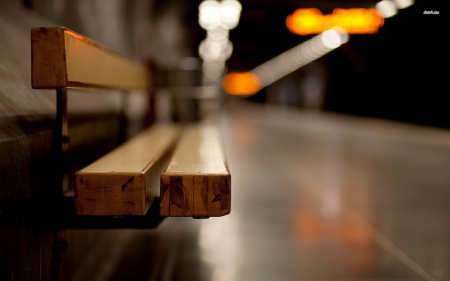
207, 176, 221, 216
31, 27, 150, 90
161, 124, 231, 217
193, 176, 209, 217
160, 175, 170, 217
75, 124, 180, 215
169, 176, 194, 216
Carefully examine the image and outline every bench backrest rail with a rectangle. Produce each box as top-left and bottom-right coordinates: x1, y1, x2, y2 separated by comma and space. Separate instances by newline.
31, 27, 150, 90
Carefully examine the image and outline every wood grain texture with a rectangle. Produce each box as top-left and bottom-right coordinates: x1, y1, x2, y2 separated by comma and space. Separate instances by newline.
31, 27, 150, 90
75, 124, 180, 215
31, 27, 67, 89
160, 124, 231, 217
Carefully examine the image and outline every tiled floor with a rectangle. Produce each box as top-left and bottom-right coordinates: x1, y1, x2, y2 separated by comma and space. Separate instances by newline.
108, 101, 450, 281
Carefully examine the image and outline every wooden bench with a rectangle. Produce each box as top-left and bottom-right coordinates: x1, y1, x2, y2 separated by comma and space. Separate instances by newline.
31, 26, 231, 219
75, 124, 180, 215
161, 124, 231, 218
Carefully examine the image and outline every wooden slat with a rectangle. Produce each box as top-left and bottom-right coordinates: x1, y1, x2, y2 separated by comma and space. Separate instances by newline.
160, 124, 231, 217
31, 27, 150, 90
75, 124, 180, 216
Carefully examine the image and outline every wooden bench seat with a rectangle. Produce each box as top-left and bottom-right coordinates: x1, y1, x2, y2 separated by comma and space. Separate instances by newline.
75, 124, 180, 215
160, 124, 231, 217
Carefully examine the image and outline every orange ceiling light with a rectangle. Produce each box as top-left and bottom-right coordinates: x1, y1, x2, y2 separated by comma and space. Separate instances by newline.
286, 8, 384, 35
222, 72, 261, 95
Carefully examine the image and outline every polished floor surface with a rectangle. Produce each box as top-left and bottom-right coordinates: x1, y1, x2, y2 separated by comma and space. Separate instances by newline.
103, 101, 450, 281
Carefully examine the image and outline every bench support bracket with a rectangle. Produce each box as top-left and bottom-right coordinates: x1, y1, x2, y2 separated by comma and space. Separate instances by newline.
56, 88, 70, 195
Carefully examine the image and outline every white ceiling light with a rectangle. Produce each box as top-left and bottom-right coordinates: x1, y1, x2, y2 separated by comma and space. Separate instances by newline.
376, 0, 398, 18
393, 0, 414, 9
220, 0, 242, 29
321, 29, 343, 49
199, 39, 233, 61
207, 27, 229, 42
199, 0, 222, 30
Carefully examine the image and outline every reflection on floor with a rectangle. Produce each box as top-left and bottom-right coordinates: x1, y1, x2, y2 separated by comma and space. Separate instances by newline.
104, 101, 449, 281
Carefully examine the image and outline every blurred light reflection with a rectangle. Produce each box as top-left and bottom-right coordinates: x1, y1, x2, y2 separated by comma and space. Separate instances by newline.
223, 27, 348, 95
179, 57, 199, 70
199, 0, 241, 85
220, 0, 242, 29
199, 1, 222, 30
198, 216, 240, 281
286, 8, 384, 35
321, 29, 344, 49
376, 0, 398, 18
393, 0, 414, 9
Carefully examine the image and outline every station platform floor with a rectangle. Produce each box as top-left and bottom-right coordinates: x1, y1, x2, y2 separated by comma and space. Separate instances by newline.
97, 100, 450, 281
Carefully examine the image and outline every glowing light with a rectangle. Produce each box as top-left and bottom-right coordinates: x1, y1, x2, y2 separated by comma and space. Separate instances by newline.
198, 0, 241, 84
179, 57, 199, 70
199, 39, 233, 61
222, 28, 348, 95
199, 1, 222, 30
203, 61, 226, 82
286, 8, 384, 35
321, 29, 343, 49
207, 27, 229, 42
199, 0, 242, 31
333, 26, 349, 44
222, 72, 261, 95
376, 0, 398, 18
393, 0, 413, 9
255, 28, 347, 87
220, 0, 242, 29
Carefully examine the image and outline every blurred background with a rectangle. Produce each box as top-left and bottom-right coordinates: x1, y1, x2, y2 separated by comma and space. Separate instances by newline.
0, 0, 448, 280
25, 0, 446, 127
